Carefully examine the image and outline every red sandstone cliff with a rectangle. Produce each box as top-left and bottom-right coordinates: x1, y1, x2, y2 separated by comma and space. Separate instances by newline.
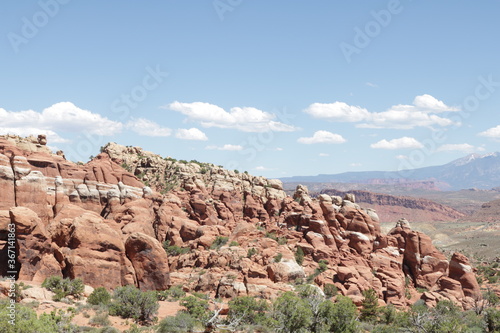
0, 136, 480, 309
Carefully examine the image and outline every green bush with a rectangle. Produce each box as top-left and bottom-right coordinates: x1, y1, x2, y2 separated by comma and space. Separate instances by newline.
162, 240, 190, 256
87, 287, 111, 306
180, 296, 209, 321
315, 296, 359, 333
229, 241, 239, 247
277, 237, 288, 245
318, 260, 328, 272
274, 253, 283, 262
0, 300, 59, 333
228, 296, 270, 327
323, 283, 338, 298
157, 285, 186, 301
158, 312, 201, 333
360, 289, 379, 322
109, 285, 159, 324
485, 308, 500, 332
272, 291, 313, 333
247, 247, 258, 258
41, 276, 84, 301
210, 236, 229, 249
295, 247, 305, 266
89, 311, 111, 326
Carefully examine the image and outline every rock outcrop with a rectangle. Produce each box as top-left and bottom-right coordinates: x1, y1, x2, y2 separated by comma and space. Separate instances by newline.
321, 189, 465, 223
0, 136, 480, 309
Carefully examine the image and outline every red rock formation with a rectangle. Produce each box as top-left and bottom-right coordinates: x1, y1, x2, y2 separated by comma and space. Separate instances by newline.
0, 136, 480, 309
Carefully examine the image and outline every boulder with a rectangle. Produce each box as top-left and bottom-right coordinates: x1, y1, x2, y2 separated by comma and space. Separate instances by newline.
125, 232, 170, 290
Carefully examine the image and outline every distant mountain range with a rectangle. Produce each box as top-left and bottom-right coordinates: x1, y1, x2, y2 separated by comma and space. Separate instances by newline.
281, 152, 500, 191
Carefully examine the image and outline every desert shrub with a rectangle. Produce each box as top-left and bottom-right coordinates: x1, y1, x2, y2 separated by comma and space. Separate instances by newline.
158, 312, 200, 333
323, 283, 338, 298
229, 241, 239, 247
157, 285, 186, 301
109, 285, 159, 324
228, 296, 270, 327
180, 296, 209, 322
315, 296, 359, 333
247, 247, 258, 258
485, 308, 500, 332
42, 276, 84, 301
0, 299, 59, 332
89, 311, 111, 327
210, 236, 229, 249
87, 287, 111, 306
272, 291, 313, 333
360, 289, 379, 322
277, 237, 288, 245
295, 247, 305, 266
97, 327, 120, 333
274, 253, 283, 262
318, 260, 328, 272
265, 232, 278, 241
162, 240, 190, 256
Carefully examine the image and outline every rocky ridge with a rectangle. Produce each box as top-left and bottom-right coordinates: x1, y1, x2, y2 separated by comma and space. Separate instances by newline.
0, 136, 481, 309
320, 189, 465, 223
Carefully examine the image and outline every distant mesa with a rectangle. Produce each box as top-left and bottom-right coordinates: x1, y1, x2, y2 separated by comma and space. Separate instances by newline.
281, 152, 500, 191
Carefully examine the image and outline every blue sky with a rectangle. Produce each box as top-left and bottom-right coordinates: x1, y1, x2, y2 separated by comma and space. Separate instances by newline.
1, 1, 499, 178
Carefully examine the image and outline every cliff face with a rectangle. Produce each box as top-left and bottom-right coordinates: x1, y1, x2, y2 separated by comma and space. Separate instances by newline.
0, 136, 480, 309
321, 189, 464, 223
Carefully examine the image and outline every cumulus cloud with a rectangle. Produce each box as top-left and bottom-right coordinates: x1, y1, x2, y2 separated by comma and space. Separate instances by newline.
165, 101, 297, 132
205, 144, 243, 151
437, 143, 478, 153
42, 102, 123, 135
175, 128, 208, 141
479, 125, 500, 139
413, 94, 459, 112
304, 95, 459, 129
370, 137, 423, 150
358, 109, 456, 129
303, 102, 370, 122
0, 102, 122, 139
297, 130, 346, 144
126, 118, 172, 137
319, 153, 329, 157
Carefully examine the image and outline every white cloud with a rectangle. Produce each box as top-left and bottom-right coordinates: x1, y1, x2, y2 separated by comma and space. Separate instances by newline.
319, 153, 329, 157
274, 147, 284, 151
479, 125, 500, 139
396, 154, 408, 160
126, 118, 171, 137
175, 128, 208, 141
42, 102, 123, 135
350, 163, 362, 167
0, 102, 122, 139
358, 109, 456, 129
413, 94, 459, 112
255, 166, 268, 171
366, 82, 378, 88
437, 143, 477, 153
205, 144, 243, 151
297, 130, 346, 144
165, 101, 297, 132
303, 102, 370, 122
370, 137, 423, 150
304, 95, 459, 129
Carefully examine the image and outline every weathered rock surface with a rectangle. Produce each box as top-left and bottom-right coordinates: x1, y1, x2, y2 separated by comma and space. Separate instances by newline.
0, 136, 480, 308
